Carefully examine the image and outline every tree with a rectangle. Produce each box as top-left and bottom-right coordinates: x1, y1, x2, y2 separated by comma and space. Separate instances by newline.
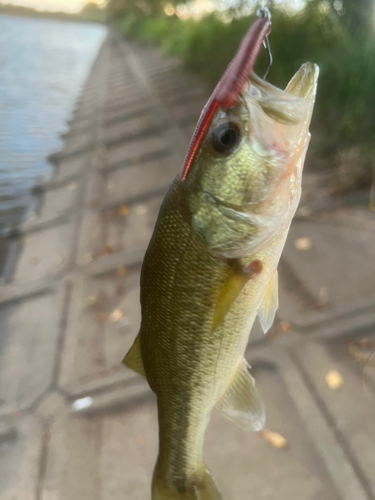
314, 0, 375, 37
105, 0, 165, 18
80, 1, 105, 20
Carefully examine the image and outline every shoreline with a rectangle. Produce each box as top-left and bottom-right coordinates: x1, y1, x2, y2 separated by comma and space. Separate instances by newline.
0, 8, 106, 24
0, 16, 106, 279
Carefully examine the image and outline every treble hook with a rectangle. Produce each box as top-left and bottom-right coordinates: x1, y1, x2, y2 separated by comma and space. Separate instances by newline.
257, 7, 273, 80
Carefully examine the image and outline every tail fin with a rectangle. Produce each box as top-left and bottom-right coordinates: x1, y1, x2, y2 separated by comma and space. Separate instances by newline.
152, 466, 222, 500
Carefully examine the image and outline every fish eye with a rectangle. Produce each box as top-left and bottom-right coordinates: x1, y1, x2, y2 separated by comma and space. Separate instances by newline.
211, 122, 241, 155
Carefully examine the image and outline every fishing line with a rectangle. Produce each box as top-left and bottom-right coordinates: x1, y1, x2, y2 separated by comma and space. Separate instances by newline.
256, 6, 273, 80
263, 35, 273, 79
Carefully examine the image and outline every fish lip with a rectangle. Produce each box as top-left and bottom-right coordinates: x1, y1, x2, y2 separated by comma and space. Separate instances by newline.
249, 62, 319, 103
242, 63, 319, 131
237, 62, 318, 174
284, 62, 319, 101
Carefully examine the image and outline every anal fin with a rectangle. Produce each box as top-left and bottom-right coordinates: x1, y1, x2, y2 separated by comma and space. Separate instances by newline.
216, 359, 265, 432
258, 269, 278, 334
122, 333, 146, 377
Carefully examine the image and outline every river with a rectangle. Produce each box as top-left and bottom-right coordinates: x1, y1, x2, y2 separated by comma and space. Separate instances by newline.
0, 15, 107, 236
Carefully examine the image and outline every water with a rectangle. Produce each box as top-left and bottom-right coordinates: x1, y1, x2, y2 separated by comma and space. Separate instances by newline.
0, 15, 107, 229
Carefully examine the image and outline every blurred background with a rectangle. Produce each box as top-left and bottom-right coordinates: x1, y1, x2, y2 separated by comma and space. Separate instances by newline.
0, 1, 374, 499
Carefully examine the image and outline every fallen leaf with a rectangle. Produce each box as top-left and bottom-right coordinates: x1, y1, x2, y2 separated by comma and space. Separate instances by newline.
116, 266, 126, 277
294, 237, 311, 250
100, 245, 113, 255
118, 204, 129, 217
109, 309, 123, 323
325, 369, 343, 389
259, 428, 287, 448
279, 321, 291, 333
270, 320, 292, 337
369, 201, 375, 212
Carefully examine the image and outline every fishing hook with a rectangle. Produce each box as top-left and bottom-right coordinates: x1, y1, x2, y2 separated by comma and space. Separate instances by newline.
257, 7, 273, 80
263, 35, 273, 80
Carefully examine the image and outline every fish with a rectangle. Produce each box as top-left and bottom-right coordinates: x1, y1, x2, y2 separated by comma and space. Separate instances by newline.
123, 12, 318, 500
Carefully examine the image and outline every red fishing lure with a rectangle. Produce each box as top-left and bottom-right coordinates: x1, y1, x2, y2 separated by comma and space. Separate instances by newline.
180, 11, 271, 181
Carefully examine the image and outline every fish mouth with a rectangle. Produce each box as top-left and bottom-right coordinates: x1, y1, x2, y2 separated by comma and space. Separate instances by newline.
234, 61, 319, 177
247, 62, 319, 133
285, 62, 319, 100
250, 62, 319, 103
284, 62, 319, 130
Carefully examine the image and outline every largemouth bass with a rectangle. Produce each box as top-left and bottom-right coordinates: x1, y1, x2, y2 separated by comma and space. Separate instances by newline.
124, 13, 318, 500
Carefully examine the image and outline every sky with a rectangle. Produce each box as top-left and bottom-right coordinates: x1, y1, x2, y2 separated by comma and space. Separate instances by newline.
2, 0, 106, 13
3, 0, 306, 15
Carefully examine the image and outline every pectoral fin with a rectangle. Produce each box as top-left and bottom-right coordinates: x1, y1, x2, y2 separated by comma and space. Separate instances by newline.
258, 270, 278, 334
216, 359, 265, 432
122, 333, 146, 377
212, 271, 248, 331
